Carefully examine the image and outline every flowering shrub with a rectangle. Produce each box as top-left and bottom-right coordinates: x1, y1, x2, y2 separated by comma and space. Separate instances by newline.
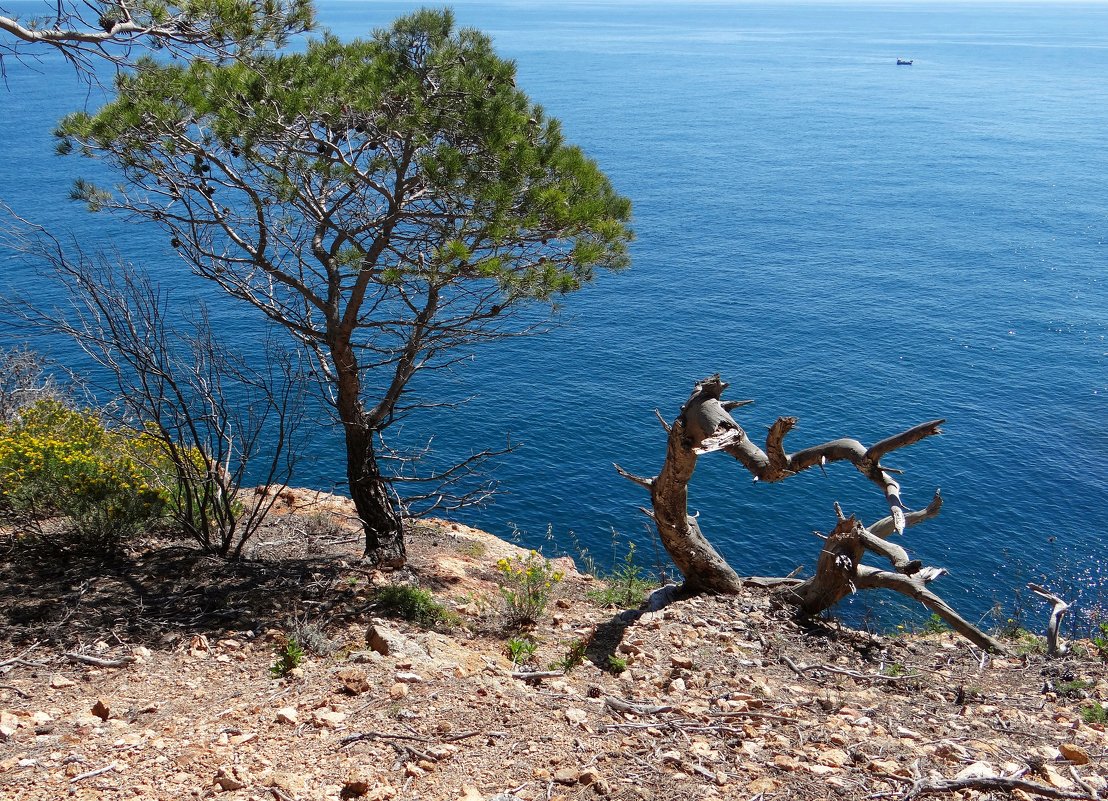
0, 399, 169, 550
495, 550, 564, 629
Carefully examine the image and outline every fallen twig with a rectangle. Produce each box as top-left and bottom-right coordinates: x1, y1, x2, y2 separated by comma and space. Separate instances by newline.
0, 642, 45, 673
905, 775, 1097, 800
707, 710, 798, 723
603, 696, 674, 716
64, 652, 136, 668
0, 683, 31, 698
70, 763, 117, 783
781, 655, 918, 683
510, 670, 564, 681
339, 729, 480, 749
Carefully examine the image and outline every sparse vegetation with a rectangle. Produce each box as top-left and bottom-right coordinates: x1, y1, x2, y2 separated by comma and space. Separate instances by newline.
506, 635, 538, 666
269, 638, 306, 678
495, 550, 564, 630
374, 584, 456, 629
921, 613, 948, 635
550, 638, 588, 673
587, 541, 657, 609
1092, 623, 1108, 660
1081, 701, 1107, 724
1055, 678, 1093, 699
300, 510, 343, 540
286, 610, 336, 656
1004, 627, 1047, 656
457, 540, 487, 559
607, 654, 628, 674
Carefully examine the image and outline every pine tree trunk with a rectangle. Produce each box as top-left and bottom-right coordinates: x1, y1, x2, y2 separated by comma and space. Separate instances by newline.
332, 339, 406, 568
345, 421, 405, 568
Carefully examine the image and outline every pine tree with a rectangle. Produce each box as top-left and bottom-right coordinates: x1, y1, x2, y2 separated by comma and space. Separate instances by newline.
58, 9, 634, 566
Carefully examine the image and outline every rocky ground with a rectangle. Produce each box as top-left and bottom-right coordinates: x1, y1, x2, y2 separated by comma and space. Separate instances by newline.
1, 491, 1105, 801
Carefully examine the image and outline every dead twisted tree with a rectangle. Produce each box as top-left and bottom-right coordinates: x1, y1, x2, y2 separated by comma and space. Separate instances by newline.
615, 374, 1003, 653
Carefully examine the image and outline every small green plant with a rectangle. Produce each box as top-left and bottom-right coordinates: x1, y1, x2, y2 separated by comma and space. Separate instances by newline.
550, 638, 588, 673
921, 614, 948, 635
1081, 702, 1107, 724
1055, 678, 1093, 699
881, 662, 907, 677
587, 541, 657, 609
1091, 623, 1108, 660
506, 635, 538, 665
607, 654, 628, 674
1006, 627, 1047, 656
269, 638, 306, 677
495, 550, 564, 629
375, 584, 456, 628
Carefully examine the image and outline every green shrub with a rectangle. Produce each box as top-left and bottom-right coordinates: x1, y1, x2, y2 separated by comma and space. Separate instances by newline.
1006, 627, 1047, 656
0, 399, 170, 549
587, 541, 657, 609
607, 654, 628, 674
495, 550, 564, 629
1055, 679, 1093, 699
375, 584, 455, 628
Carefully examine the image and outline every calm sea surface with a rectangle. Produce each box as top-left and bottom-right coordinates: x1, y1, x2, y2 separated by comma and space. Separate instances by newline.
2, 1, 1106, 627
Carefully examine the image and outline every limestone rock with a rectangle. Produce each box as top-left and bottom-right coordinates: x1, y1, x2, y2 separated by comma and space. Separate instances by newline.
214, 765, 249, 791
312, 708, 347, 728
817, 748, 850, 767
579, 768, 601, 786
553, 767, 579, 785
954, 762, 996, 780
336, 667, 371, 695
1059, 743, 1090, 765
343, 771, 372, 797
564, 708, 587, 725
275, 706, 299, 725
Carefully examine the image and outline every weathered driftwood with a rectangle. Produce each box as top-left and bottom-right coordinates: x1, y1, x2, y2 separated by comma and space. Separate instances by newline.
1028, 583, 1071, 657
616, 374, 1003, 653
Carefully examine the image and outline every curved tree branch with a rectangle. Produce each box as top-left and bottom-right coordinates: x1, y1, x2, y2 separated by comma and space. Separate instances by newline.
618, 375, 999, 651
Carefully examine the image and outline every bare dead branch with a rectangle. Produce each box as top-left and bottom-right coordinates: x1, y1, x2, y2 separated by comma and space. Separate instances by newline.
64, 652, 135, 668
69, 763, 118, 783
1028, 583, 1072, 657
869, 489, 943, 539
603, 696, 674, 716
854, 567, 1004, 653
653, 409, 672, 433
904, 774, 1096, 800
613, 463, 653, 491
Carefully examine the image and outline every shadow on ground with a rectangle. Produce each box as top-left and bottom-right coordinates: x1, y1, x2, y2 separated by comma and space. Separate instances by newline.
0, 520, 369, 650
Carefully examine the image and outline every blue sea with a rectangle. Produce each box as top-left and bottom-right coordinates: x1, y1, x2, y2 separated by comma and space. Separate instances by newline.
2, 1, 1106, 629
